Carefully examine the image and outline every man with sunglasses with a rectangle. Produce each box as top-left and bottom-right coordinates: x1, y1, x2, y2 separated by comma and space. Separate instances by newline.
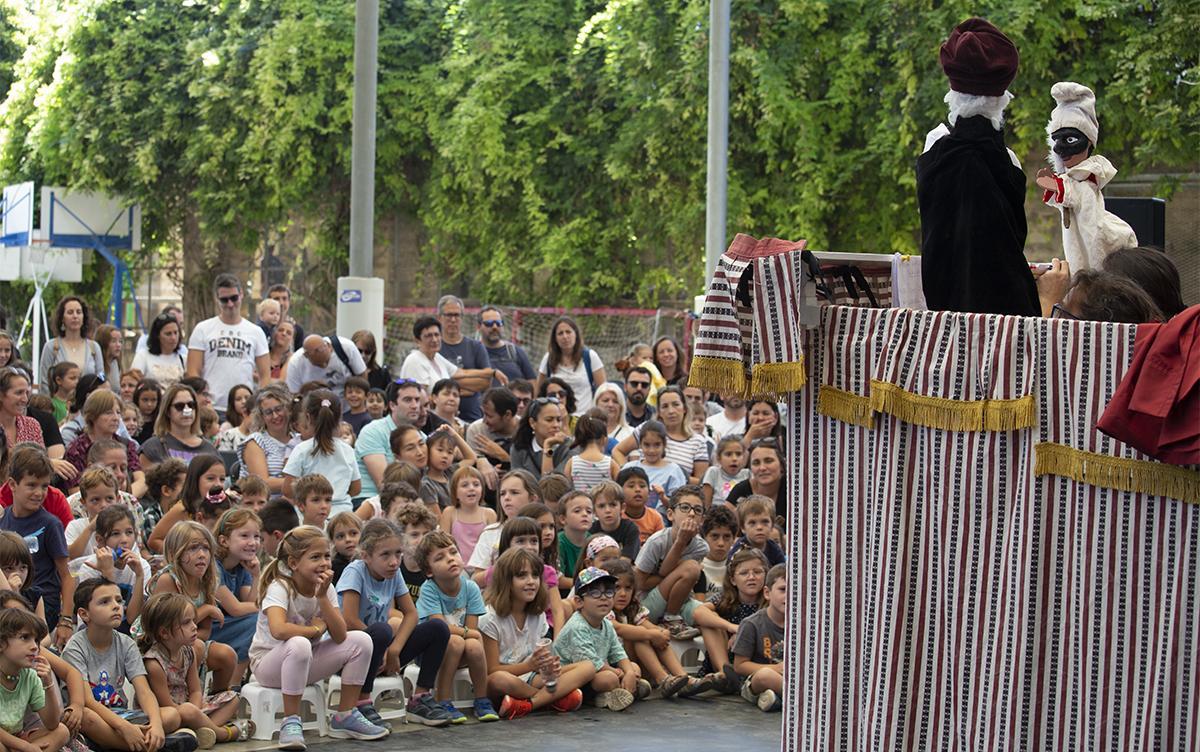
476, 305, 536, 384
186, 273, 270, 417
623, 367, 656, 429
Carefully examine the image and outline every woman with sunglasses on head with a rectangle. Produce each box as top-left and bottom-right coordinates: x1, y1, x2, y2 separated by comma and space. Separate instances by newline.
131, 311, 188, 387
38, 295, 104, 393
539, 377, 578, 434
138, 384, 221, 472
237, 383, 298, 498
509, 396, 574, 479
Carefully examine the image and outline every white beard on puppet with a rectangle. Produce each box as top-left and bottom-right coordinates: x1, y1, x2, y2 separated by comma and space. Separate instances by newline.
945, 90, 1013, 131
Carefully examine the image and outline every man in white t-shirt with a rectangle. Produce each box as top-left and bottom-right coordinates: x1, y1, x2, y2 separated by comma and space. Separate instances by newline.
400, 316, 498, 395
185, 273, 270, 413
706, 394, 747, 441
285, 334, 366, 399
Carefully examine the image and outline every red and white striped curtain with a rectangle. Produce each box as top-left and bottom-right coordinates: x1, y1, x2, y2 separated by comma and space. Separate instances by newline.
786, 305, 1199, 752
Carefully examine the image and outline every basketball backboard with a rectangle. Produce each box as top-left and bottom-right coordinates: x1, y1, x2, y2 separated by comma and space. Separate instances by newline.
1, 182, 33, 246
40, 186, 141, 250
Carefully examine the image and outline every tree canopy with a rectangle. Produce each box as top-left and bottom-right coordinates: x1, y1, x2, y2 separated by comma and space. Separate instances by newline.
0, 0, 1193, 314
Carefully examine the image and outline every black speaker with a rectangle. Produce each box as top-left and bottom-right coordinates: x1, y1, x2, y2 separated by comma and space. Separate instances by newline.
1107, 197, 1166, 249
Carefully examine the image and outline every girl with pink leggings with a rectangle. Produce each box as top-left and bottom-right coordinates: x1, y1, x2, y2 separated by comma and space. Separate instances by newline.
248, 526, 390, 750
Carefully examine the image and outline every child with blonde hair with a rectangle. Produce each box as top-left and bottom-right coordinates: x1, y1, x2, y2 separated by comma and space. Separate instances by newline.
139, 593, 250, 746
249, 526, 389, 747
467, 470, 540, 575
66, 466, 120, 559
440, 465, 496, 565
211, 508, 262, 684
482, 548, 595, 719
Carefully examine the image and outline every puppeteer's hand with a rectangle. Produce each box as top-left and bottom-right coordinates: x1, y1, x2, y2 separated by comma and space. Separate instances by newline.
1036, 258, 1072, 317
1036, 167, 1059, 193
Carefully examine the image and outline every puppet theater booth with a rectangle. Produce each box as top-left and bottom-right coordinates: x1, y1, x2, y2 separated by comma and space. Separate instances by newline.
689, 235, 1198, 752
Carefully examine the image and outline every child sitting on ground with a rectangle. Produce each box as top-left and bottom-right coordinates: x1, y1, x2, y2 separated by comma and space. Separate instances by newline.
587, 481, 640, 560
555, 492, 593, 592
474, 517, 566, 633
692, 548, 768, 694
618, 467, 663, 544
0, 608, 69, 752
482, 548, 594, 719
148, 456, 228, 553
619, 421, 685, 513
336, 519, 454, 727
729, 563, 786, 712
139, 593, 249, 746
414, 531, 497, 724
553, 567, 646, 711
728, 495, 786, 566
633, 486, 708, 640
603, 557, 712, 699
67, 466, 120, 560
248, 526, 390, 748
140, 459, 187, 546
698, 505, 739, 601
64, 579, 194, 752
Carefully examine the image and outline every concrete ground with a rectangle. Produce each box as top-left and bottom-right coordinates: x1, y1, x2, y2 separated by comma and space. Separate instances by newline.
221, 693, 782, 752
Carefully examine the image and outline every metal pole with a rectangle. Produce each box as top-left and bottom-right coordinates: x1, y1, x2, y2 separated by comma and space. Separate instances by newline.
705, 0, 731, 283
348, 0, 379, 278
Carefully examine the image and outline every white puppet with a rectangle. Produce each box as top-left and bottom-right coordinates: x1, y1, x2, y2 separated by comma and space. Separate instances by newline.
1035, 82, 1136, 271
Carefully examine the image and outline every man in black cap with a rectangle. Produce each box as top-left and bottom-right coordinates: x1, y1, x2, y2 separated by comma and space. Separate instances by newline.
917, 18, 1040, 317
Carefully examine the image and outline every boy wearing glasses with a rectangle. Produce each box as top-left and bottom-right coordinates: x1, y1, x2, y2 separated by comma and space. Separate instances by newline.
555, 566, 644, 711
186, 273, 270, 416
633, 485, 708, 640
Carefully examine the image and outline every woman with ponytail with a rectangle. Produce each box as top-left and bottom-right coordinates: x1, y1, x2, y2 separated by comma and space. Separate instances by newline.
282, 389, 361, 517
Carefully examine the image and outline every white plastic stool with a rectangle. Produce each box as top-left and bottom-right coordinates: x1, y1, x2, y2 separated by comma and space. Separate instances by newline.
670, 636, 706, 672
326, 674, 408, 723
402, 664, 475, 709
240, 682, 328, 740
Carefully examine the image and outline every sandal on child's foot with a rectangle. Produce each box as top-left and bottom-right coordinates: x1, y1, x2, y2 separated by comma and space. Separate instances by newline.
223, 720, 255, 742
659, 675, 689, 698
676, 673, 716, 699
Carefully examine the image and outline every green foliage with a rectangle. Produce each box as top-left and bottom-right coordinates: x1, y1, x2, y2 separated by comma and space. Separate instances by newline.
0, 0, 1192, 309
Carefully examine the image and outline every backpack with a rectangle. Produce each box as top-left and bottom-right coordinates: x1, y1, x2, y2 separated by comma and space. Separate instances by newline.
543, 347, 596, 392
328, 334, 355, 373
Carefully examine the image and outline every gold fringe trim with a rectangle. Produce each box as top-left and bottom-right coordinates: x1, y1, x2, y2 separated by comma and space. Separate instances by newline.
1034, 442, 1200, 505
687, 357, 747, 398
817, 385, 874, 428
868, 380, 1035, 433
749, 359, 806, 400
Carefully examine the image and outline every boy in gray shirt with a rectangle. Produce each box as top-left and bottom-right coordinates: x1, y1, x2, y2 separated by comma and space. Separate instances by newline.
633, 485, 708, 639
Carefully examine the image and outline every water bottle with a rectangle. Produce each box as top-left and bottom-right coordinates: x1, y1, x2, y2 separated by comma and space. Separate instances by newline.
535, 637, 557, 692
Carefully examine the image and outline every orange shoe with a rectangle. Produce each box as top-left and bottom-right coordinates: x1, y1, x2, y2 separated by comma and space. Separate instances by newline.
550, 688, 584, 712
499, 694, 533, 720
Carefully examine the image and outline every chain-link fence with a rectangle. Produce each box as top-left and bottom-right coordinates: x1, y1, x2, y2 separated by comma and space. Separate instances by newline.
382, 305, 695, 374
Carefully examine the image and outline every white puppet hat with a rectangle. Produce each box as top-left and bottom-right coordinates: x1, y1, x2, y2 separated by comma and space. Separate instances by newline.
1047, 81, 1098, 144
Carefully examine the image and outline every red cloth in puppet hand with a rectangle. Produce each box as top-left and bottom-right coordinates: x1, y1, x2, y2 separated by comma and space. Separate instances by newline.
1097, 305, 1200, 466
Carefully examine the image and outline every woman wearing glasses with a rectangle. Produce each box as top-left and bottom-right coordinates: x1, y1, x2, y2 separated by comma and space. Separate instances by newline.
138, 384, 220, 471
509, 396, 573, 479
38, 296, 105, 392
131, 311, 188, 387
238, 384, 299, 498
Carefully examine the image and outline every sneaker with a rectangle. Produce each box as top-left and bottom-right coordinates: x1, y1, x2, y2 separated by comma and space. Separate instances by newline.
499, 694, 532, 720
404, 692, 452, 727
708, 667, 740, 695
473, 698, 499, 722
549, 688, 583, 712
194, 728, 216, 750
676, 673, 716, 699
664, 617, 701, 641
356, 702, 391, 731
277, 715, 305, 751
659, 674, 690, 698
328, 708, 389, 741
634, 678, 652, 700
756, 688, 781, 712
723, 664, 746, 695
439, 700, 468, 725
161, 732, 199, 752
593, 688, 635, 711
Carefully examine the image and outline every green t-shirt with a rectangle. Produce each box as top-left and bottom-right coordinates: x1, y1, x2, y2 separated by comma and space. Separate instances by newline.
0, 667, 44, 734
557, 532, 583, 578
51, 397, 68, 425
553, 611, 627, 671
